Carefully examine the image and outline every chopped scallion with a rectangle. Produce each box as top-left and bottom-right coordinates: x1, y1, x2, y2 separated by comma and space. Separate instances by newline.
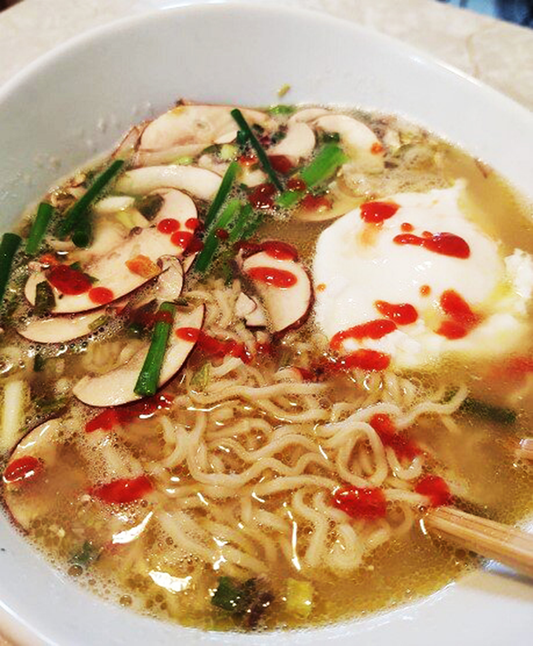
204, 161, 239, 229
0, 233, 21, 308
230, 109, 283, 191
134, 301, 176, 397
25, 202, 54, 256
459, 397, 516, 426
57, 159, 125, 239
268, 104, 295, 116
195, 199, 241, 273
34, 281, 56, 316
300, 144, 349, 188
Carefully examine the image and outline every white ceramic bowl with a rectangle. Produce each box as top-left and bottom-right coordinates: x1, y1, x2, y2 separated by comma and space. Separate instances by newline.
0, 4, 532, 645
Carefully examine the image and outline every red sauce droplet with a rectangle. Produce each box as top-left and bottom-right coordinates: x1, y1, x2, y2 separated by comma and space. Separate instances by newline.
170, 231, 193, 249
286, 177, 307, 192
268, 155, 294, 174
369, 414, 420, 460
247, 266, 297, 288
401, 222, 414, 232
187, 237, 204, 253
332, 486, 387, 519
85, 409, 122, 433
3, 456, 42, 485
375, 301, 418, 325
47, 265, 91, 295
215, 228, 229, 240
330, 319, 397, 351
260, 240, 298, 261
436, 320, 468, 340
371, 142, 384, 155
185, 218, 200, 231
334, 349, 391, 372
90, 475, 153, 504
300, 194, 332, 212
316, 283, 326, 292
422, 231, 432, 239
248, 183, 277, 210
238, 154, 258, 167
360, 201, 399, 224
420, 285, 431, 297
85, 394, 174, 433
436, 290, 481, 340
175, 327, 201, 343
157, 218, 180, 234
440, 290, 480, 326
89, 287, 114, 305
393, 232, 470, 259
415, 475, 452, 507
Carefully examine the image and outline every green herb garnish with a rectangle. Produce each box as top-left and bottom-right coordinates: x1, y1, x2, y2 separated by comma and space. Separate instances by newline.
34, 281, 56, 316
230, 109, 283, 191
134, 301, 176, 397
136, 193, 164, 220
25, 203, 54, 256
0, 233, 21, 308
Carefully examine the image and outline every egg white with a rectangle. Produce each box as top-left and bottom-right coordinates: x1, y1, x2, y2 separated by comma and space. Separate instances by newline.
313, 183, 533, 368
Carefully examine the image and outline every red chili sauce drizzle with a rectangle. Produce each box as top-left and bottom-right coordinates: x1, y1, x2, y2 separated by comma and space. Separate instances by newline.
414, 475, 452, 507
332, 486, 387, 520
260, 241, 298, 261
89, 475, 153, 504
300, 194, 332, 213
436, 289, 481, 340
393, 232, 470, 259
85, 393, 174, 433
369, 414, 420, 461
374, 300, 418, 325
247, 266, 297, 289
185, 218, 201, 231
47, 265, 92, 295
175, 328, 251, 363
330, 319, 397, 351
157, 218, 180, 234
89, 287, 114, 305
170, 231, 193, 249
248, 183, 277, 210
3, 456, 42, 485
360, 201, 399, 224
268, 155, 293, 174
327, 349, 391, 372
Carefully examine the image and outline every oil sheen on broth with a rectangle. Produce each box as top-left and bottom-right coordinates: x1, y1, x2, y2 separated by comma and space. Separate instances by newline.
0, 103, 532, 632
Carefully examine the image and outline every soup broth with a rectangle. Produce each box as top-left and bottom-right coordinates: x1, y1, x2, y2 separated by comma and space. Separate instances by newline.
0, 103, 532, 631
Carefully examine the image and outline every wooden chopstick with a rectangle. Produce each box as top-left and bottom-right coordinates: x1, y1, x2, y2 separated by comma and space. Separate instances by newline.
514, 437, 533, 461
425, 506, 533, 578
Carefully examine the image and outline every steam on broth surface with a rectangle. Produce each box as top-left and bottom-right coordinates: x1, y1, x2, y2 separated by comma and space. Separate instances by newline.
0, 102, 532, 631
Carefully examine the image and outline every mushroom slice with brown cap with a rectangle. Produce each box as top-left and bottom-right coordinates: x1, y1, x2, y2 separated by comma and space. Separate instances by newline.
136, 104, 276, 167
73, 304, 205, 407
24, 227, 183, 315
115, 165, 221, 202
21, 256, 185, 343
3, 418, 63, 530
314, 114, 384, 172
238, 252, 312, 334
269, 122, 316, 162
18, 310, 106, 344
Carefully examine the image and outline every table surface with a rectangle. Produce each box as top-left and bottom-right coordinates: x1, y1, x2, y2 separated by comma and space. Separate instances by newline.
0, 0, 532, 644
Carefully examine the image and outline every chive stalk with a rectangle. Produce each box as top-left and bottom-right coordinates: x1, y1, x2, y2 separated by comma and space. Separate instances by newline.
228, 204, 255, 243
134, 301, 176, 397
57, 159, 125, 239
71, 216, 92, 248
275, 190, 304, 209
300, 144, 349, 188
25, 202, 54, 256
0, 233, 21, 307
195, 199, 242, 273
459, 397, 516, 426
204, 161, 239, 228
230, 109, 283, 191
